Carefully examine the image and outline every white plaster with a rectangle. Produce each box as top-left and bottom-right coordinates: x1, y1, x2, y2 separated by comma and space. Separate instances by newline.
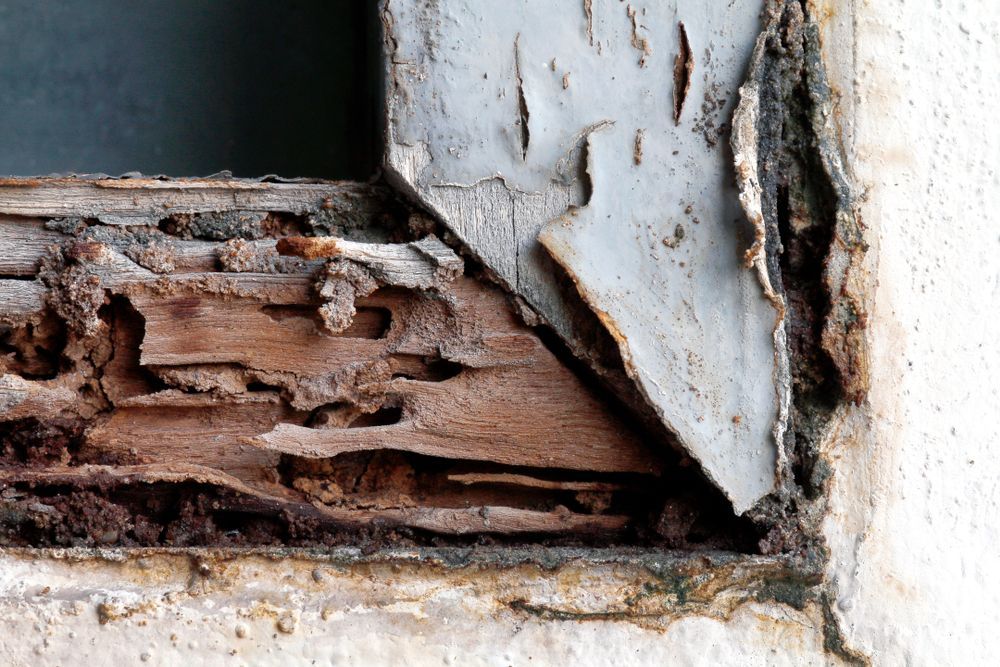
0, 553, 837, 666
821, 0, 1000, 663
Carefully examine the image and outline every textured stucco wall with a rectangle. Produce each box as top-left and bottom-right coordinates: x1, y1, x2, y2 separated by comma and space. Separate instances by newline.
0, 1, 996, 665
821, 0, 1000, 663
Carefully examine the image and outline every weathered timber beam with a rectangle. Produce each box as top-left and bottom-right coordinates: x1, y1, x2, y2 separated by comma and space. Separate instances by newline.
0, 178, 388, 225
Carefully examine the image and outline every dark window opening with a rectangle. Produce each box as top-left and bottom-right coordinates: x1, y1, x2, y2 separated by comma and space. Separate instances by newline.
0, 0, 378, 178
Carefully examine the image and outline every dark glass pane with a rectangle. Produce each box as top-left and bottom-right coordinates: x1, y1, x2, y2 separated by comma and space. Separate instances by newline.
0, 0, 377, 178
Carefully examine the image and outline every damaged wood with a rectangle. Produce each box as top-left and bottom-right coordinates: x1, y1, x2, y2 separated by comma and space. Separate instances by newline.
117, 270, 660, 474
0, 181, 769, 548
0, 465, 627, 537
277, 235, 463, 290
0, 1, 864, 574
0, 178, 398, 228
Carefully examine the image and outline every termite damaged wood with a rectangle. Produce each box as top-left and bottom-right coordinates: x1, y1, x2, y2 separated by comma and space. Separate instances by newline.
0, 177, 744, 548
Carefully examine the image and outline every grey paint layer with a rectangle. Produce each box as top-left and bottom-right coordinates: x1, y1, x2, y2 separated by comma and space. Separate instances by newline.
383, 0, 780, 512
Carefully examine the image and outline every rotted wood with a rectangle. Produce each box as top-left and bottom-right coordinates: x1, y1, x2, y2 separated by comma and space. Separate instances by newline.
74, 270, 658, 475
447, 472, 622, 492
0, 197, 664, 541
0, 178, 390, 226
0, 465, 626, 536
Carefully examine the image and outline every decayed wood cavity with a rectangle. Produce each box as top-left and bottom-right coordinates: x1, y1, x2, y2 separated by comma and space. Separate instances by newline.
0, 180, 699, 545
113, 274, 658, 474
732, 1, 870, 521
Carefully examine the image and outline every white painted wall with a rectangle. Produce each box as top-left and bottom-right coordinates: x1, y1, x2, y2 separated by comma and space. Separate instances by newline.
821, 0, 1000, 663
0, 1, 996, 665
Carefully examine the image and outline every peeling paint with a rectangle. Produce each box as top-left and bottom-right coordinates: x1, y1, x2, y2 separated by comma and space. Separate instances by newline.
673, 22, 694, 124
514, 34, 531, 161
384, 0, 782, 514
626, 4, 653, 67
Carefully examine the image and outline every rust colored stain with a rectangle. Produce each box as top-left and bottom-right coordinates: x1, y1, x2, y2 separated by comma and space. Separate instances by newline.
276, 236, 342, 259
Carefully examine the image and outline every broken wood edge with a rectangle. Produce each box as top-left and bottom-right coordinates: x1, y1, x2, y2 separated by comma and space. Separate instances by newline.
0, 178, 406, 234
0, 465, 626, 536
447, 472, 622, 492
242, 419, 660, 475
278, 235, 463, 288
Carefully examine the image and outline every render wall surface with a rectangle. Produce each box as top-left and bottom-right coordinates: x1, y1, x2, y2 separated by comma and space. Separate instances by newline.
0, 1, 996, 665
821, 0, 1000, 663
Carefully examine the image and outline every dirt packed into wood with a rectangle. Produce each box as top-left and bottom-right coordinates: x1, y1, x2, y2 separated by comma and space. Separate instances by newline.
0, 418, 83, 466
0, 475, 759, 550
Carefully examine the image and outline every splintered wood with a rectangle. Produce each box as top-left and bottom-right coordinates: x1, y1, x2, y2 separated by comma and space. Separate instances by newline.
0, 179, 669, 547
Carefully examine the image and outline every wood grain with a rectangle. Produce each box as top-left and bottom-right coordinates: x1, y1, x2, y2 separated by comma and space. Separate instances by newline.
0, 219, 64, 275
0, 178, 387, 224
0, 279, 47, 322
